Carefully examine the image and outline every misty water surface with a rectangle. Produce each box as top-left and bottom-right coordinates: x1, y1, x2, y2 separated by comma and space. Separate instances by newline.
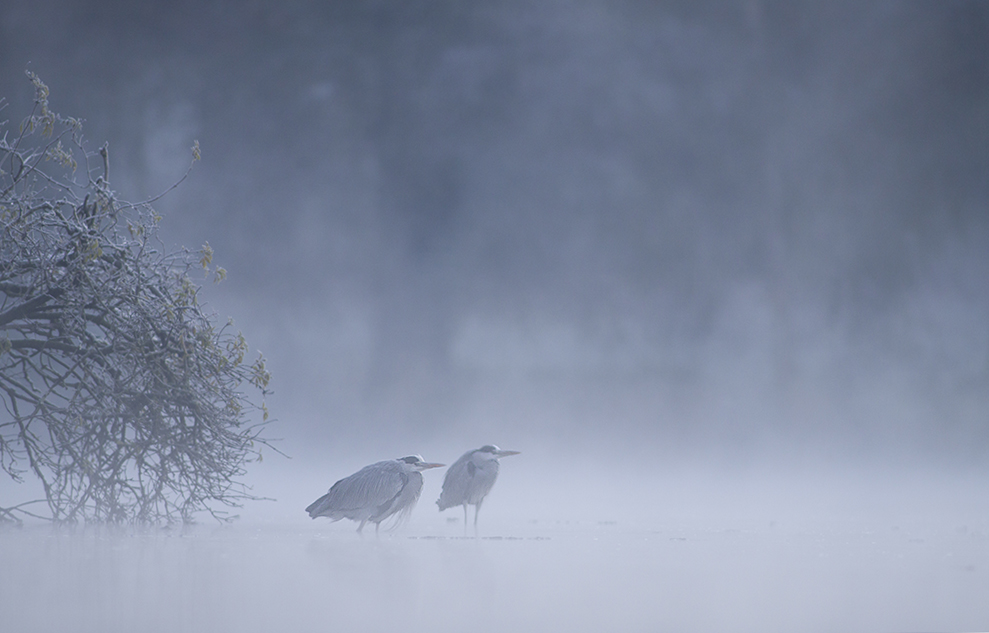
2, 460, 987, 632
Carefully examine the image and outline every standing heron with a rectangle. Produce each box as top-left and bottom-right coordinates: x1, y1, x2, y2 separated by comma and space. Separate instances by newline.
306, 455, 444, 534
437, 445, 520, 533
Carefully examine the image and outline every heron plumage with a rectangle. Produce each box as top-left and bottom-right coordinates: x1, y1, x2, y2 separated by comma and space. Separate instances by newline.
307, 455, 443, 533
437, 451, 499, 510
436, 445, 520, 533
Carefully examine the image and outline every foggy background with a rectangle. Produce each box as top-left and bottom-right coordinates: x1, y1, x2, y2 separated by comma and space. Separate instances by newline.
2, 0, 988, 505
3, 2, 989, 631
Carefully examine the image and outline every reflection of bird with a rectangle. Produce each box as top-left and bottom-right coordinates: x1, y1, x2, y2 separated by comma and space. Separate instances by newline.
437, 445, 520, 533
306, 455, 444, 534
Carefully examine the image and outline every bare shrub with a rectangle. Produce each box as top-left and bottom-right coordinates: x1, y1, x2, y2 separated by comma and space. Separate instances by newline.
0, 73, 272, 525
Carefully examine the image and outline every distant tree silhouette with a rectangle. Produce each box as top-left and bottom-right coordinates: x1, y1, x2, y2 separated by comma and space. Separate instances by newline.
0, 73, 272, 525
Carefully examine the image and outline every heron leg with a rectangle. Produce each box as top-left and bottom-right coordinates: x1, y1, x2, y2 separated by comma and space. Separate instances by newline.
462, 504, 468, 537
357, 519, 366, 534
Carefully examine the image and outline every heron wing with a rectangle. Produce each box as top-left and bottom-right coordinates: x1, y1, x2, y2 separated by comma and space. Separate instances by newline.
436, 450, 475, 510
467, 459, 499, 504
307, 461, 407, 520
377, 471, 423, 529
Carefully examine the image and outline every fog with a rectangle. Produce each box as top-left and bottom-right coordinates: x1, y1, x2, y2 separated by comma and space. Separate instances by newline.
1, 1, 988, 630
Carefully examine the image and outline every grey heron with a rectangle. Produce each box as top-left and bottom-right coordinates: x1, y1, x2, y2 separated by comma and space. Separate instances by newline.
306, 455, 444, 534
437, 445, 520, 533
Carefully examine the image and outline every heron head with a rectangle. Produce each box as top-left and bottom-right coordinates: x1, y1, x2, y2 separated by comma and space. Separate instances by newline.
398, 455, 445, 471
478, 445, 521, 460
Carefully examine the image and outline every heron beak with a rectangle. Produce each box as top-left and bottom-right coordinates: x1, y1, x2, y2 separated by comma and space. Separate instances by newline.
495, 450, 520, 457
420, 462, 445, 470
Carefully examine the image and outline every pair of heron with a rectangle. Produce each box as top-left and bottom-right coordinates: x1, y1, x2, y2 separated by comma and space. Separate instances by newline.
305, 445, 519, 534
